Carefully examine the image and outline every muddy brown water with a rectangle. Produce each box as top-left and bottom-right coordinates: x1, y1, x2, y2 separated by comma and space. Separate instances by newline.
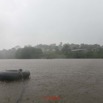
0, 59, 103, 103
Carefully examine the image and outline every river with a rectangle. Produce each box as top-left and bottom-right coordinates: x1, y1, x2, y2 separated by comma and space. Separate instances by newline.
0, 59, 103, 103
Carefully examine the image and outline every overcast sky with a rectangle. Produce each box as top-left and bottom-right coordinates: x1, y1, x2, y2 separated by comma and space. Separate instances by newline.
0, 0, 103, 49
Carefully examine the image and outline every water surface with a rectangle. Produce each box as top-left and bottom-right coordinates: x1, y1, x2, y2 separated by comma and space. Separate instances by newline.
0, 59, 103, 103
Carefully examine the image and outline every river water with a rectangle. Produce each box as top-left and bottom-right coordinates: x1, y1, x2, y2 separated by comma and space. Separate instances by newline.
0, 59, 103, 103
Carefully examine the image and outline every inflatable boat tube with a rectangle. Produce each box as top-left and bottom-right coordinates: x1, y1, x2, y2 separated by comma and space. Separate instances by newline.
0, 69, 30, 81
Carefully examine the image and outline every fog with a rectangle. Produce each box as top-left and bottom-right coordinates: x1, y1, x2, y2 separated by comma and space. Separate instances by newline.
0, 0, 103, 49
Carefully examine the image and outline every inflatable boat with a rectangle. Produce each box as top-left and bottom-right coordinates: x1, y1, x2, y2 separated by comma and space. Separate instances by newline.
0, 69, 30, 81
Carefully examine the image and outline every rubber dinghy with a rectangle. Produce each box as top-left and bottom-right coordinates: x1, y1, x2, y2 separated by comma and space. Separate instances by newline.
0, 69, 30, 81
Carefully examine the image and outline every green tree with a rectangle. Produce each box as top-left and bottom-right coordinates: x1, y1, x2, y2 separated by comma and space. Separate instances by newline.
62, 44, 72, 58
15, 46, 43, 59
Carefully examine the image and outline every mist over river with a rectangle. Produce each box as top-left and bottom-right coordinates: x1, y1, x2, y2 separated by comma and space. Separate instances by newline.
0, 59, 103, 103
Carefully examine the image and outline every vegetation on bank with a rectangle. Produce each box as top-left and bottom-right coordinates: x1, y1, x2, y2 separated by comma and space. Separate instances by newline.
0, 43, 103, 59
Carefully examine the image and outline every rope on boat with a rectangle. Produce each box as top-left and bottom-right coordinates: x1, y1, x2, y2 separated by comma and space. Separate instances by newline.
16, 69, 26, 103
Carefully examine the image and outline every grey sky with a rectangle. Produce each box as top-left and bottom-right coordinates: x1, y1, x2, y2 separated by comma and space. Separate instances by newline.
0, 0, 103, 49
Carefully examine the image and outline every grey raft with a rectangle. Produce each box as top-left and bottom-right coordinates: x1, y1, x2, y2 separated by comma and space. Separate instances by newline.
0, 69, 30, 81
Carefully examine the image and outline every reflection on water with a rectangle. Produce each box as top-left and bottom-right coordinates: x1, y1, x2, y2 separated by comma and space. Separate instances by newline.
0, 59, 103, 103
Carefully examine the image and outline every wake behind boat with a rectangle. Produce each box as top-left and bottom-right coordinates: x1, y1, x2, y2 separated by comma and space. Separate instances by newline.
0, 69, 30, 81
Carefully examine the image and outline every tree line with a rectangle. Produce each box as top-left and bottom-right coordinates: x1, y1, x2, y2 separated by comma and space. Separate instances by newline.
0, 43, 103, 59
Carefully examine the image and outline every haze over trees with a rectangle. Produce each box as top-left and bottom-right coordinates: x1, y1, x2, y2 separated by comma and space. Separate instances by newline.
15, 46, 43, 59
0, 43, 103, 59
